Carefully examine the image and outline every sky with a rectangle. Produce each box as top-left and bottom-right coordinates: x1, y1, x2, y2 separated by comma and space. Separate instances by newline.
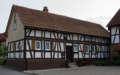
0, 0, 120, 33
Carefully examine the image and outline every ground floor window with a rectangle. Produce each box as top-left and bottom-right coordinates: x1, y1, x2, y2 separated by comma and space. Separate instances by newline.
85, 45, 89, 53
35, 41, 41, 50
73, 44, 78, 52
92, 45, 95, 53
45, 41, 51, 51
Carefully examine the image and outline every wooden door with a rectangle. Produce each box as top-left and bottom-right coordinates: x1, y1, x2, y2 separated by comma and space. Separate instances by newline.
66, 46, 73, 62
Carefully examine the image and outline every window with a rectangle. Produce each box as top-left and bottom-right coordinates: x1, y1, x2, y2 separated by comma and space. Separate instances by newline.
35, 41, 41, 50
85, 45, 89, 53
73, 44, 78, 52
16, 42, 19, 51
45, 41, 51, 51
11, 43, 13, 51
85, 36, 89, 41
92, 37, 95, 42
13, 19, 17, 30
92, 46, 95, 53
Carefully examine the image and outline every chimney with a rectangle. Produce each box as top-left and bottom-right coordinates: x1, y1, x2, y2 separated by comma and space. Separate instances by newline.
43, 6, 48, 12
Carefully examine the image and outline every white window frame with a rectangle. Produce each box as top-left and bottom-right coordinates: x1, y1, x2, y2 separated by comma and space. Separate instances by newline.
35, 41, 41, 50
92, 45, 95, 53
45, 41, 51, 51
16, 42, 19, 51
13, 19, 17, 30
85, 45, 89, 53
73, 44, 78, 52
11, 43, 13, 51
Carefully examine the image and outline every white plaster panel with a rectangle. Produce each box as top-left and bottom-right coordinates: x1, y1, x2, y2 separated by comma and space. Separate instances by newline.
54, 42, 58, 51
36, 30, 41, 37
26, 40, 32, 50
11, 53, 14, 58
66, 43, 72, 46
74, 54, 78, 58
8, 53, 10, 58
115, 35, 119, 43
45, 52, 51, 58
111, 27, 116, 35
98, 53, 100, 58
20, 52, 23, 58
16, 52, 19, 58
85, 55, 89, 58
59, 53, 61, 58
73, 34, 77, 40
26, 29, 29, 36
51, 32, 54, 38
45, 31, 50, 38
29, 30, 34, 36
92, 55, 95, 58
26, 52, 31, 58
111, 36, 114, 44
60, 43, 64, 51
54, 53, 57, 58
102, 46, 104, 51
89, 45, 91, 51
79, 52, 82, 58
21, 40, 24, 50
101, 53, 104, 58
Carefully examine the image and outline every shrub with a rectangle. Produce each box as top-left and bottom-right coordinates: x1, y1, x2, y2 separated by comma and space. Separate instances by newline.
112, 56, 120, 61
115, 60, 120, 66
66, 59, 69, 62
94, 61, 100, 66
79, 59, 82, 61
100, 61, 106, 66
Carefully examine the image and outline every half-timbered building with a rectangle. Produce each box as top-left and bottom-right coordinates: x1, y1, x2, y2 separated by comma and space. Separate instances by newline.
106, 9, 120, 58
5, 5, 110, 70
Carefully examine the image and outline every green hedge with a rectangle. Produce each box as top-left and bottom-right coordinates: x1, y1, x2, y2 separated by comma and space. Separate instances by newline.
94, 61, 100, 66
100, 61, 106, 66
112, 56, 120, 61
115, 60, 120, 66
0, 58, 7, 65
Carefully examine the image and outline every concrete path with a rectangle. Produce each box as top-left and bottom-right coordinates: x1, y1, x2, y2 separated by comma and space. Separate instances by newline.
24, 65, 120, 75
0, 65, 35, 75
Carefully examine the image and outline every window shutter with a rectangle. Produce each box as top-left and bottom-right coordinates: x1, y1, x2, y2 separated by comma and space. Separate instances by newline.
13, 42, 16, 51
19, 41, 21, 50
51, 42, 54, 51
96, 46, 98, 54
83, 45, 86, 53
32, 40, 35, 50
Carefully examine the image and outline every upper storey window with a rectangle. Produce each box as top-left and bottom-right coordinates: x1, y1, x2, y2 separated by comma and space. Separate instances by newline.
13, 19, 17, 30
92, 37, 95, 42
85, 36, 89, 41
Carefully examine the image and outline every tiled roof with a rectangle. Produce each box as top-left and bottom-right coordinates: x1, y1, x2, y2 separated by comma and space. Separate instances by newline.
0, 33, 7, 42
114, 45, 120, 51
13, 5, 109, 38
106, 9, 120, 27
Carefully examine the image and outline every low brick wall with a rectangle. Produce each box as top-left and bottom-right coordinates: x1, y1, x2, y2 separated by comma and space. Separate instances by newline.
6, 58, 66, 70
6, 59, 26, 70
27, 58, 66, 70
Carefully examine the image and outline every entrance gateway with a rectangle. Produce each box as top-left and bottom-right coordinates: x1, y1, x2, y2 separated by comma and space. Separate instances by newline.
66, 46, 73, 62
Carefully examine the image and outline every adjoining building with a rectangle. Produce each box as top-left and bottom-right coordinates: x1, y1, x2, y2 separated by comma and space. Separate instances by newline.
0, 33, 8, 47
5, 5, 110, 70
106, 9, 120, 58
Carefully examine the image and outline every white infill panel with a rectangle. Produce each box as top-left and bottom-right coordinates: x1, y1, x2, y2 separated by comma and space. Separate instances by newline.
29, 30, 34, 36
36, 30, 41, 37
66, 43, 72, 46
115, 35, 119, 43
59, 53, 61, 58
16, 52, 19, 58
54, 53, 57, 58
35, 52, 41, 58
11, 53, 13, 58
85, 54, 89, 58
45, 31, 50, 38
79, 52, 82, 58
74, 53, 78, 58
45, 52, 51, 58
73, 34, 77, 40
26, 52, 31, 58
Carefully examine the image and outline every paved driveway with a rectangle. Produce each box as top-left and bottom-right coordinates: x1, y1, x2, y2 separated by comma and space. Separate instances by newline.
0, 66, 35, 75
25, 65, 120, 75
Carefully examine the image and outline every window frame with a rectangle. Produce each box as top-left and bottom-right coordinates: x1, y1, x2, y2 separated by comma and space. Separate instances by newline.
13, 19, 17, 30
85, 45, 89, 53
73, 44, 78, 52
16, 42, 19, 51
91, 45, 95, 53
35, 40, 41, 50
11, 43, 13, 51
45, 41, 51, 51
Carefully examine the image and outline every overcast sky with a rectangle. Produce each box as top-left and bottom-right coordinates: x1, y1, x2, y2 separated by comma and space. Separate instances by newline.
0, 0, 120, 33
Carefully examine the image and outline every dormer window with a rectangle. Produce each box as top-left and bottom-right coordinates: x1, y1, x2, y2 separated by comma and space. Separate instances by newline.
13, 19, 17, 30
